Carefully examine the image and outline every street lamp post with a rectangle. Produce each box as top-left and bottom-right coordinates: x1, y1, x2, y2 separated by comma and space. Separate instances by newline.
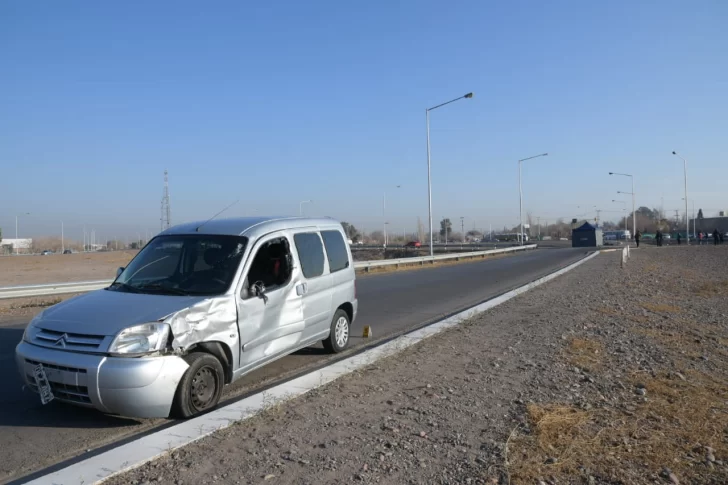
613, 200, 628, 233
299, 200, 312, 216
518, 153, 548, 245
460, 216, 465, 242
609, 172, 636, 241
383, 185, 401, 248
683, 198, 695, 238
15, 212, 30, 254
672, 151, 690, 245
426, 92, 474, 256
61, 221, 64, 253
616, 191, 635, 237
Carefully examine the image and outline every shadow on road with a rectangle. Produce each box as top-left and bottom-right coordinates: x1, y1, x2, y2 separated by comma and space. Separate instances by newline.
0, 327, 140, 429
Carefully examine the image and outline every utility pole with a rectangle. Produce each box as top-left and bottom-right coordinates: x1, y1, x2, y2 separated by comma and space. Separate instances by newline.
537, 217, 541, 240
460, 217, 465, 241
161, 170, 172, 231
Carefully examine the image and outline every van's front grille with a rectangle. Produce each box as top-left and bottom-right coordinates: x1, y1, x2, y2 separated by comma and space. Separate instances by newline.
26, 377, 91, 404
24, 359, 87, 374
34, 328, 105, 350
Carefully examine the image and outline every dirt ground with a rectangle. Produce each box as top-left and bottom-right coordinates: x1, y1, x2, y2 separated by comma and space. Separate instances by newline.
108, 246, 728, 485
0, 251, 138, 287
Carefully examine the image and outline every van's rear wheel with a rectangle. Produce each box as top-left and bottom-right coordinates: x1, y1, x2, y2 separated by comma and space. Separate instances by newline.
323, 309, 350, 353
171, 352, 224, 419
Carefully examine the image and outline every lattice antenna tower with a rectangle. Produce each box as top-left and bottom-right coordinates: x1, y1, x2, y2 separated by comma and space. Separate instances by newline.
161, 170, 172, 231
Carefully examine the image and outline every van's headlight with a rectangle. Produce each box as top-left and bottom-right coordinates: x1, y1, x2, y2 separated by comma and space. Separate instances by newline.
109, 323, 171, 355
23, 314, 43, 343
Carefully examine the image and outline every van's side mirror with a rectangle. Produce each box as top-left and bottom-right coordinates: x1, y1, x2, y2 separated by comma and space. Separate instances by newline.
251, 281, 268, 303
116, 267, 124, 278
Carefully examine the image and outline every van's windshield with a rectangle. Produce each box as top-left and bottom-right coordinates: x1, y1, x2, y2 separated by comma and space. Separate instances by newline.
109, 235, 248, 296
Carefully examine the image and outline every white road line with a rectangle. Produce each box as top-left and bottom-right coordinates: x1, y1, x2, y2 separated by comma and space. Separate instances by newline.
26, 250, 600, 485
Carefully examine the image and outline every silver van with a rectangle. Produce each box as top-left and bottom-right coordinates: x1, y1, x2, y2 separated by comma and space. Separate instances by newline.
16, 217, 358, 418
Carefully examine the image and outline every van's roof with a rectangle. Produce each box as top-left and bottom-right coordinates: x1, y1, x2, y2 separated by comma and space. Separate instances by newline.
159, 216, 343, 239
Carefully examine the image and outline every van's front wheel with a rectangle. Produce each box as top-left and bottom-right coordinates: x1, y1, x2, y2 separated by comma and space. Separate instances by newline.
171, 352, 224, 418
323, 309, 350, 353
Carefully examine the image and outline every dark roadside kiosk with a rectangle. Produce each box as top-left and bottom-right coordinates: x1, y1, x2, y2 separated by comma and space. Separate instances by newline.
572, 222, 604, 248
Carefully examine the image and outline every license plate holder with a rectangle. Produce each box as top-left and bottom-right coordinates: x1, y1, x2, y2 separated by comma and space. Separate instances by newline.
32, 364, 55, 405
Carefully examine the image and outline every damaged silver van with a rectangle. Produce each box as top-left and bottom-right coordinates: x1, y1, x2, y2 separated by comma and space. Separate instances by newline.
16, 217, 357, 418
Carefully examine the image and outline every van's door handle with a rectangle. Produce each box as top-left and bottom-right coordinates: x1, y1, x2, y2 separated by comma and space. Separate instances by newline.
296, 283, 308, 296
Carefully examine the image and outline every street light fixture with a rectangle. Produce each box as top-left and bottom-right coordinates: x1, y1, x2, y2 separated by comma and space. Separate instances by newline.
518, 153, 549, 245
426, 92, 474, 256
672, 151, 690, 245
299, 200, 312, 216
609, 172, 635, 241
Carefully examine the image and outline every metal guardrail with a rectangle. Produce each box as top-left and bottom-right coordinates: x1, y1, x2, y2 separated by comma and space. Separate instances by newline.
0, 245, 537, 300
353, 244, 537, 270
0, 280, 113, 300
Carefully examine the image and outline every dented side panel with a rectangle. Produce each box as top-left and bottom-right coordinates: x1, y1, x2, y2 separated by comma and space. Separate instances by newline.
166, 295, 240, 372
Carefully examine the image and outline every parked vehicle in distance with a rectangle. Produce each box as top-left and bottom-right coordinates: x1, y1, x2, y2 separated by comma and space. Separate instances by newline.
63, 249, 72, 254
41, 250, 53, 256
16, 217, 358, 419
404, 241, 422, 248
604, 230, 631, 241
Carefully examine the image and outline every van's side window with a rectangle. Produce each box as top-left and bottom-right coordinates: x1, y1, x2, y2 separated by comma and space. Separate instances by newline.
293, 233, 325, 278
247, 237, 293, 293
321, 230, 350, 273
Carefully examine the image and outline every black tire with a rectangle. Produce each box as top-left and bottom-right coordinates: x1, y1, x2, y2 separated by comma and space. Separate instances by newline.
171, 352, 225, 419
323, 309, 350, 354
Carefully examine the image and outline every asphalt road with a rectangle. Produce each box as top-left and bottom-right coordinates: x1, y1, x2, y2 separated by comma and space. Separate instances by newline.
0, 247, 589, 484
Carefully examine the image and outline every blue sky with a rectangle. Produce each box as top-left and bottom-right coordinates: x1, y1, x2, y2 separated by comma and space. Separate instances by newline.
1, 0, 726, 240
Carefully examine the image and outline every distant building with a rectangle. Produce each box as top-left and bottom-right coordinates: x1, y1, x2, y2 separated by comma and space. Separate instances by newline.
1, 238, 32, 254
696, 216, 728, 235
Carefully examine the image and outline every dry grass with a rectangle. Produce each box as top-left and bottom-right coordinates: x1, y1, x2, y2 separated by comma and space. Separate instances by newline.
509, 369, 728, 483
642, 302, 682, 314
594, 306, 620, 317
694, 280, 728, 298
565, 338, 604, 372
4, 297, 62, 310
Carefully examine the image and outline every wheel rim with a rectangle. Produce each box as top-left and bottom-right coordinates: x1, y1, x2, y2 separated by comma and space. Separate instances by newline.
334, 316, 349, 347
190, 365, 218, 411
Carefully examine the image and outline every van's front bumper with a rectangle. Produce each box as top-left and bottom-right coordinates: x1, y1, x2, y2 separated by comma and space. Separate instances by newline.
16, 341, 189, 418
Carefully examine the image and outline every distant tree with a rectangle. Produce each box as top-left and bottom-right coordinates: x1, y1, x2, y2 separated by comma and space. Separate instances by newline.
698, 209, 704, 220
369, 231, 384, 244
340, 222, 360, 242
417, 217, 425, 243
439, 218, 453, 238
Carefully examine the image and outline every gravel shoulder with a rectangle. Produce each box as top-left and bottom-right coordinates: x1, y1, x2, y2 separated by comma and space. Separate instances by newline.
69, 247, 728, 484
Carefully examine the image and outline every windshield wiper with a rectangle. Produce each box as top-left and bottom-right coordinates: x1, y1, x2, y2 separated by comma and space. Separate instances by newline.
135, 282, 192, 296
107, 282, 140, 293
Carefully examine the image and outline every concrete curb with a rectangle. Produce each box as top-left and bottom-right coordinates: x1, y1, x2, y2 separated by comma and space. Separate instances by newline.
25, 250, 601, 485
